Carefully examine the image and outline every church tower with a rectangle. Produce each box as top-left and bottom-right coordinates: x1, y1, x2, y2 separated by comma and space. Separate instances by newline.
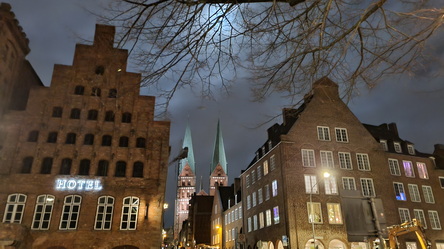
174, 124, 196, 240
209, 119, 228, 196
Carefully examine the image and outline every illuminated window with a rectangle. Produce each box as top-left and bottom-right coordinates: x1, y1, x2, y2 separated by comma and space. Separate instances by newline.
79, 159, 91, 175
104, 111, 115, 122
408, 184, 421, 202
83, 134, 94, 145
399, 208, 410, 223
307, 202, 322, 224
133, 162, 144, 177
70, 108, 81, 119
414, 209, 427, 229
429, 210, 441, 230
388, 159, 401, 176
119, 136, 129, 147
97, 160, 109, 176
74, 85, 84, 95
95, 196, 114, 230
272, 180, 278, 197
327, 203, 343, 224
422, 185, 435, 203
417, 163, 428, 179
122, 112, 132, 123
304, 175, 318, 194
59, 195, 82, 230
3, 194, 27, 223
101, 135, 112, 146
32, 195, 54, 230
259, 212, 264, 229
52, 106, 63, 118
317, 126, 330, 141
360, 178, 375, 197
47, 132, 58, 143
335, 128, 348, 142
121, 196, 139, 230
320, 151, 334, 168
403, 161, 415, 177
41, 157, 53, 174
394, 142, 402, 153
302, 149, 315, 167
263, 160, 269, 175
59, 158, 72, 175
265, 209, 272, 226
253, 215, 258, 230
27, 130, 39, 142
115, 161, 127, 177
393, 182, 407, 201
342, 177, 356, 190
65, 133, 76, 144
87, 109, 98, 120
21, 157, 33, 174
380, 140, 388, 151
356, 153, 371, 171
136, 137, 146, 148
273, 206, 280, 224
338, 152, 352, 170
407, 145, 415, 155
325, 176, 338, 195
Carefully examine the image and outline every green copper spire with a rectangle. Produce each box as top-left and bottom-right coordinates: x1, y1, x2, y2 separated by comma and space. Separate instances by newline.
179, 124, 195, 173
210, 119, 227, 174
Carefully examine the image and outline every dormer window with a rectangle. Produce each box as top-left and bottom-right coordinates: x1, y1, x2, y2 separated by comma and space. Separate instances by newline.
394, 142, 402, 153
407, 145, 415, 155
380, 140, 388, 151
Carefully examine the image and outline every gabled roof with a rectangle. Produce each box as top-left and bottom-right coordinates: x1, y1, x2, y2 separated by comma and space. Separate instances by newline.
210, 119, 227, 174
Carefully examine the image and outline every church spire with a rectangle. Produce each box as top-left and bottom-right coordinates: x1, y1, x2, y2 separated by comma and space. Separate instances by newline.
179, 124, 195, 173
210, 119, 227, 174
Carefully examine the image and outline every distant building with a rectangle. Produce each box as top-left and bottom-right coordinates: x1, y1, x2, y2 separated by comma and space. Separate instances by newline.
240, 78, 444, 249
0, 19, 170, 249
189, 193, 214, 249
209, 120, 229, 196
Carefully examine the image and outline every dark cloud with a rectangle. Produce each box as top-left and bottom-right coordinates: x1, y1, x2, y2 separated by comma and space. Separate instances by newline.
8, 0, 444, 227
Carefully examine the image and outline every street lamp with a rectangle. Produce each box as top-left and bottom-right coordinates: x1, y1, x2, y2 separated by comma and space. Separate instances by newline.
309, 172, 331, 249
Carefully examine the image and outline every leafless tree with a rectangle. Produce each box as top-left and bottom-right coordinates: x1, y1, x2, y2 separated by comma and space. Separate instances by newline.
101, 0, 444, 111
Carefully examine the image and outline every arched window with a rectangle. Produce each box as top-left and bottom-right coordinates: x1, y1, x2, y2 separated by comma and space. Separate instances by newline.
74, 85, 85, 95
122, 112, 132, 123
115, 161, 126, 177
104, 111, 115, 122
41, 157, 53, 174
21, 157, 33, 174
47, 132, 58, 143
52, 106, 63, 118
27, 130, 39, 142
120, 196, 139, 230
133, 162, 144, 178
59, 195, 82, 230
87, 110, 98, 120
65, 133, 77, 144
3, 193, 27, 223
97, 160, 109, 176
32, 195, 55, 230
95, 196, 114, 230
59, 158, 72, 175
91, 87, 102, 96
119, 136, 129, 147
83, 134, 94, 145
108, 88, 117, 98
136, 137, 146, 148
79, 159, 91, 175
70, 108, 81, 119
102, 135, 112, 146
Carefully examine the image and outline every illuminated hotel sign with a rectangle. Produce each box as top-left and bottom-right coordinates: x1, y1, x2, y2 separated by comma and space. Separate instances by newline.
55, 178, 103, 191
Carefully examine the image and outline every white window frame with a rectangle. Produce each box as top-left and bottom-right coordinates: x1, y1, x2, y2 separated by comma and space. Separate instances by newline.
407, 145, 415, 155
399, 208, 411, 223
307, 202, 323, 224
356, 153, 371, 171
408, 184, 421, 202
413, 209, 427, 229
95, 196, 114, 230
360, 178, 376, 197
302, 149, 316, 167
342, 177, 356, 190
335, 128, 349, 142
258, 188, 263, 204
265, 209, 272, 227
251, 170, 256, 184
304, 175, 318, 194
393, 182, 407, 201
388, 159, 401, 176
380, 140, 388, 151
253, 214, 258, 231
273, 206, 280, 224
265, 184, 270, 201
320, 150, 334, 168
317, 126, 331, 141
246, 195, 251, 210
416, 162, 428, 179
440, 177, 444, 189
272, 180, 278, 197
252, 192, 257, 207
32, 194, 54, 230
325, 176, 338, 195
270, 155, 276, 171
257, 165, 263, 180
59, 195, 82, 230
394, 142, 402, 153
422, 185, 435, 204
247, 217, 252, 232
246, 174, 250, 188
403, 161, 415, 178
428, 210, 441, 230
263, 160, 269, 175
3, 193, 27, 224
338, 152, 352, 170
120, 196, 139, 230
327, 203, 343, 224
259, 212, 264, 229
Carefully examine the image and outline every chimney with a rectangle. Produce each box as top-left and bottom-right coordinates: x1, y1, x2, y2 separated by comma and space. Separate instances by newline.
388, 123, 399, 138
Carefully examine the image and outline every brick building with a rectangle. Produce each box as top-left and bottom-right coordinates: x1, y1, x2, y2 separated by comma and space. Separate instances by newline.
0, 21, 170, 249
240, 78, 444, 249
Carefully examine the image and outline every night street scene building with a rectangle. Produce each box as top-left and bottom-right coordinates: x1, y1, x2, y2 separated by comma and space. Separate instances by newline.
0, 4, 170, 248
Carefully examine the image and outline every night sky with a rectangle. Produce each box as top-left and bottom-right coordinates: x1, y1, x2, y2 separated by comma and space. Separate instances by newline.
9, 0, 444, 227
